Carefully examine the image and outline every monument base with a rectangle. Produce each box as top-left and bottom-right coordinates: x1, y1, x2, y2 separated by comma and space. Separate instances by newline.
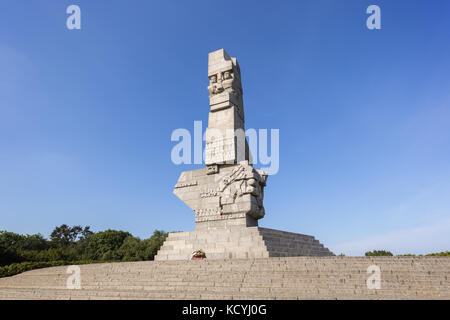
154, 226, 334, 261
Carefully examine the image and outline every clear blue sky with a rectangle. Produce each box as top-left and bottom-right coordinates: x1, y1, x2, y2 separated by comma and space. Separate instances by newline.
1, 0, 449, 255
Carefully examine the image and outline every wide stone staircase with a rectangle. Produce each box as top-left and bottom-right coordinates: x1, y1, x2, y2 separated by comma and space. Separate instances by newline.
0, 257, 448, 299
154, 226, 333, 260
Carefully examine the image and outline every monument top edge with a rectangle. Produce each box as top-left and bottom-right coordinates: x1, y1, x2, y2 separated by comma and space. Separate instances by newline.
208, 49, 238, 65
208, 49, 239, 76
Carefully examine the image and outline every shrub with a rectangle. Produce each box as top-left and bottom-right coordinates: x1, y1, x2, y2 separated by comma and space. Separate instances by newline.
0, 231, 50, 265
0, 260, 96, 278
0, 231, 49, 251
50, 225, 92, 248
365, 250, 393, 256
116, 230, 169, 261
0, 227, 169, 276
144, 230, 168, 260
86, 230, 132, 260
426, 251, 450, 257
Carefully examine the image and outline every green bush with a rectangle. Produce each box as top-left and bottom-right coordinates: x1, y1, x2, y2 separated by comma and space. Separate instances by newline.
365, 250, 393, 256
50, 225, 92, 248
117, 236, 147, 261
86, 230, 132, 260
0, 246, 22, 266
115, 230, 168, 261
0, 260, 97, 278
0, 231, 49, 251
426, 251, 450, 257
18, 247, 80, 262
143, 230, 168, 260
0, 231, 50, 265
0, 227, 169, 277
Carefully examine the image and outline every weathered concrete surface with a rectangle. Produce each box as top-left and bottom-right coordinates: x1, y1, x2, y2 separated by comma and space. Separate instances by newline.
155, 227, 334, 261
0, 257, 448, 300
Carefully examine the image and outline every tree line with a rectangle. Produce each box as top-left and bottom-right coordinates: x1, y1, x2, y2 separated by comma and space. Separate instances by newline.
362, 250, 449, 256
0, 225, 168, 277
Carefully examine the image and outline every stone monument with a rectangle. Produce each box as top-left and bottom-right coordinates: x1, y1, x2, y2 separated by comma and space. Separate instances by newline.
155, 49, 333, 260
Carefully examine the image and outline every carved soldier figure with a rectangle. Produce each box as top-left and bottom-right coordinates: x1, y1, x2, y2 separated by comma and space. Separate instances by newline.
174, 49, 267, 227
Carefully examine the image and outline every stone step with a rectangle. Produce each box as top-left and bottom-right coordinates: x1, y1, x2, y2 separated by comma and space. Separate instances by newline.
2, 274, 446, 286
0, 287, 445, 300
5, 276, 444, 287
155, 226, 334, 260
261, 235, 318, 244
158, 243, 268, 252
1, 257, 449, 299
2, 275, 446, 287
6, 264, 448, 275
5, 266, 448, 276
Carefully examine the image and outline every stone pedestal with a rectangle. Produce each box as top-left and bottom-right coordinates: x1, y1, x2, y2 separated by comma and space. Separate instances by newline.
155, 226, 333, 261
